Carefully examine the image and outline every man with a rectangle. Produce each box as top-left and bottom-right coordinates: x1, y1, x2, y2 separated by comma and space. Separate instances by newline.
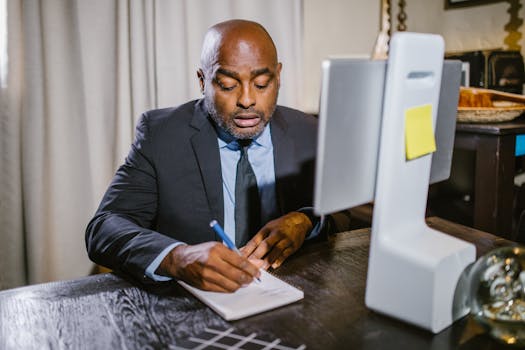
86, 19, 334, 293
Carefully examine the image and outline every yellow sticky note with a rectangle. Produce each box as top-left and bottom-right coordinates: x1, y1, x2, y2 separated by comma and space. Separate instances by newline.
405, 104, 436, 160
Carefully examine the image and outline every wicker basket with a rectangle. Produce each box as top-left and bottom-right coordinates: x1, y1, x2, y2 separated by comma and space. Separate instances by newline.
457, 106, 525, 123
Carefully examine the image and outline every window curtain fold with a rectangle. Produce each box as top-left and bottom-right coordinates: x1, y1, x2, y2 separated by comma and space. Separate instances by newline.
0, 0, 303, 288
0, 0, 24, 290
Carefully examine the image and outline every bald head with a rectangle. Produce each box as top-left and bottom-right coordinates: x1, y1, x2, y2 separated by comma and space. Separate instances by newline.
200, 20, 278, 76
197, 19, 282, 139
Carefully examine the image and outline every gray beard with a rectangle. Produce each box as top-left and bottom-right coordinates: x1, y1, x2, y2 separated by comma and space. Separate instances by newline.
204, 95, 273, 140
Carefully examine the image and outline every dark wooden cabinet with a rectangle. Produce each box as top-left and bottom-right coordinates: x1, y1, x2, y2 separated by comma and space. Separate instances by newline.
428, 116, 525, 242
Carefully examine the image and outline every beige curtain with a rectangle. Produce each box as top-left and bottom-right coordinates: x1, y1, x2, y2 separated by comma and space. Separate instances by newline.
0, 0, 24, 289
0, 0, 303, 288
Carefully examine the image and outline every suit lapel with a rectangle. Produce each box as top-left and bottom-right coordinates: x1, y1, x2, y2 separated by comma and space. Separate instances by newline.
190, 101, 224, 232
189, 104, 296, 231
271, 108, 297, 215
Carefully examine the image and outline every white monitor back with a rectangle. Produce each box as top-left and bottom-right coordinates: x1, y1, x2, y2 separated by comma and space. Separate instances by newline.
314, 59, 462, 215
314, 33, 475, 333
314, 59, 385, 214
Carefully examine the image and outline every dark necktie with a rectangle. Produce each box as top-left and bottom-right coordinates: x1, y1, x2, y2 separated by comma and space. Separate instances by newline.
235, 139, 261, 246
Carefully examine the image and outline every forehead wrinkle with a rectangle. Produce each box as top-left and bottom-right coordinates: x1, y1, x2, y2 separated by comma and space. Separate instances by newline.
215, 67, 273, 81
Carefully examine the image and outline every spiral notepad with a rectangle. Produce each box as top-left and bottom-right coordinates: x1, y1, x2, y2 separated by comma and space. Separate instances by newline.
178, 270, 304, 321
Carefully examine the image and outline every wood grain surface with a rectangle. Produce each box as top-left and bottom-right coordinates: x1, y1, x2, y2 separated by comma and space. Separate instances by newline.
0, 218, 518, 349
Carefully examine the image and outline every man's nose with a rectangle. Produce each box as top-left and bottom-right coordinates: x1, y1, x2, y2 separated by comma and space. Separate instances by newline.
237, 85, 255, 109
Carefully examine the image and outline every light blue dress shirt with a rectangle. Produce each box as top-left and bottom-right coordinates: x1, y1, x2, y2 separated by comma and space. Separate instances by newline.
145, 124, 320, 281
219, 124, 278, 243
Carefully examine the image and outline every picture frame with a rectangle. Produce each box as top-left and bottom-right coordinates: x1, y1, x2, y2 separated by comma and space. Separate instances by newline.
445, 0, 506, 9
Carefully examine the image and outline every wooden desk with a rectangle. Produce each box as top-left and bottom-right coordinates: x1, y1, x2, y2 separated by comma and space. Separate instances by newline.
452, 118, 525, 239
0, 218, 517, 349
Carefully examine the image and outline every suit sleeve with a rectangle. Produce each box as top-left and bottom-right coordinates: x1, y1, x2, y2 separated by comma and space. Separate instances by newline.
85, 112, 178, 283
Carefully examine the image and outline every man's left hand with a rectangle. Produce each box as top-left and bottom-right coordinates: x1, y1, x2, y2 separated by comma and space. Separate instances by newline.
240, 212, 312, 269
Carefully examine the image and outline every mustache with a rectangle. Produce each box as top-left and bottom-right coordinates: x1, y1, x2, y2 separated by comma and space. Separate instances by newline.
232, 109, 264, 118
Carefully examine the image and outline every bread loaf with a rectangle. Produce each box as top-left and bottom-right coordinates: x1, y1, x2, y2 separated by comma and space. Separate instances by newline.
458, 88, 493, 107
458, 87, 525, 108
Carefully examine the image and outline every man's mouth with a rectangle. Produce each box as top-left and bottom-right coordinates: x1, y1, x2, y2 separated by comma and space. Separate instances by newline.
234, 114, 261, 128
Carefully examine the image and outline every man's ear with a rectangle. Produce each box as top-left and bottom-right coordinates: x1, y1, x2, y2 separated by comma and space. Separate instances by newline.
276, 62, 282, 88
197, 69, 205, 94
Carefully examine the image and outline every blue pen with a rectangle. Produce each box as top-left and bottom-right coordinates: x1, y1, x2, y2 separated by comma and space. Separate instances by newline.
209, 219, 261, 283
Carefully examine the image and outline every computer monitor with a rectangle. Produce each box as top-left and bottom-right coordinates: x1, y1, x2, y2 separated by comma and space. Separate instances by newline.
312, 33, 474, 333
314, 59, 462, 215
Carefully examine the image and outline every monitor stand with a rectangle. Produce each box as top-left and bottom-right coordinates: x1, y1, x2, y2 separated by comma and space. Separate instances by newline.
364, 33, 476, 333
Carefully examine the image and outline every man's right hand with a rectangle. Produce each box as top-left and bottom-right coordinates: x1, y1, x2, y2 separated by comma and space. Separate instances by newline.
157, 242, 262, 292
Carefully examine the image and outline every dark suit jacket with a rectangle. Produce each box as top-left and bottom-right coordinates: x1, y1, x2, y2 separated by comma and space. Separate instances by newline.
85, 99, 318, 282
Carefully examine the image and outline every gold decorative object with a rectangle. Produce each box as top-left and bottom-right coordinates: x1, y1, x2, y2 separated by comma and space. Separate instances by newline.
397, 0, 407, 31
372, 0, 408, 59
503, 0, 523, 51
372, 0, 391, 60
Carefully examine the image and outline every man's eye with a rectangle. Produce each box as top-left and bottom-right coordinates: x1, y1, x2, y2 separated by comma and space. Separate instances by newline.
214, 78, 237, 91
218, 82, 237, 91
254, 77, 270, 90
220, 84, 236, 91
